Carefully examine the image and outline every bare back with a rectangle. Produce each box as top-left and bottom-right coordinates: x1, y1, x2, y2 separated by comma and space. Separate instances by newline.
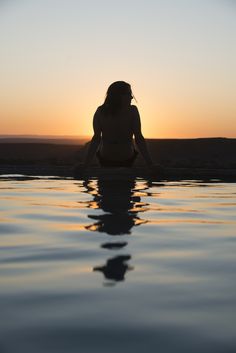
94, 105, 139, 161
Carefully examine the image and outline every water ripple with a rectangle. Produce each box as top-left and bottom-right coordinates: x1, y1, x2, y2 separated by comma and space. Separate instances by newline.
0, 177, 236, 353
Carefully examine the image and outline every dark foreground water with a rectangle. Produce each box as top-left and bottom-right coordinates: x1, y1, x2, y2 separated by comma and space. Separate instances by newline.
0, 176, 236, 353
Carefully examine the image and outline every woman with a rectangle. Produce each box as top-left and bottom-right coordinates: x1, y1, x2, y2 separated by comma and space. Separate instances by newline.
82, 81, 154, 169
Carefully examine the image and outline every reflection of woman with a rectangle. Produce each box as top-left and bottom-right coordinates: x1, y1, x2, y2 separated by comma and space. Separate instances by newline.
82, 178, 149, 284
83, 81, 154, 169
93, 255, 132, 282
85, 178, 147, 235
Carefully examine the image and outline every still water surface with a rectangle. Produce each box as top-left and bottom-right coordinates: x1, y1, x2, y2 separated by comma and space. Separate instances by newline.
0, 176, 236, 353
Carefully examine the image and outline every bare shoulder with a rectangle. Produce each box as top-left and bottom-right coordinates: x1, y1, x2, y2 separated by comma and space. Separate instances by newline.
95, 105, 103, 115
130, 105, 139, 113
93, 106, 103, 121
130, 105, 140, 121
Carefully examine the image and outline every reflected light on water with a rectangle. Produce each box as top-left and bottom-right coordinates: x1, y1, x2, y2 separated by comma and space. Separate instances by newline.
0, 177, 236, 353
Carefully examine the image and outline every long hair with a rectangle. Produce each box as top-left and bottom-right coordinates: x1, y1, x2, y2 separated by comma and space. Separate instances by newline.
100, 81, 134, 116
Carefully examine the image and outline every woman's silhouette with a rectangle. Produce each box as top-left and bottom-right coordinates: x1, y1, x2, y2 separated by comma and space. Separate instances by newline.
82, 81, 154, 169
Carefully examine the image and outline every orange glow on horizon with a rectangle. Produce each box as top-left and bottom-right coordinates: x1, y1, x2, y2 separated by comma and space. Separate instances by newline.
1, 77, 236, 138
1, 1, 235, 139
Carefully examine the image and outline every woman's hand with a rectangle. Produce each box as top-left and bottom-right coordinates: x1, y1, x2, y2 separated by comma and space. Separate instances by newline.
147, 163, 164, 175
73, 162, 88, 176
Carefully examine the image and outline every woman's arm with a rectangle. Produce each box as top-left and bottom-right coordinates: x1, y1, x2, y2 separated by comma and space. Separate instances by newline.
132, 106, 154, 167
83, 109, 101, 168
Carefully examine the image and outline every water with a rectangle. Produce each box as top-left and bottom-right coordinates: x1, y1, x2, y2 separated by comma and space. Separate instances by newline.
0, 176, 236, 353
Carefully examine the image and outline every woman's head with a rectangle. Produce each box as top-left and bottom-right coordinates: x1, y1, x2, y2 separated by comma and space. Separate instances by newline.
101, 81, 134, 115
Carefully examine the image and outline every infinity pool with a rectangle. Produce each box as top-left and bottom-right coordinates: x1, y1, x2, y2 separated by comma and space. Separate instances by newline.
0, 176, 236, 353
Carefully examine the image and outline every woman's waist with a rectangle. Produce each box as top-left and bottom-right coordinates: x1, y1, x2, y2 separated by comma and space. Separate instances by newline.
99, 143, 135, 160
101, 136, 133, 145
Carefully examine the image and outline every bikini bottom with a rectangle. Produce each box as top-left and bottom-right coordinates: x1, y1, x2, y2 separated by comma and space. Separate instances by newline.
96, 150, 138, 167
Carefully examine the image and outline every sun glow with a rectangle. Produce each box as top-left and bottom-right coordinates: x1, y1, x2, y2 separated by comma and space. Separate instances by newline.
0, 0, 235, 138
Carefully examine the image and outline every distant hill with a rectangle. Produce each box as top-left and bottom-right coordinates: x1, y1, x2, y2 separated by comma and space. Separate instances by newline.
0, 137, 236, 168
0, 135, 90, 145
145, 137, 236, 168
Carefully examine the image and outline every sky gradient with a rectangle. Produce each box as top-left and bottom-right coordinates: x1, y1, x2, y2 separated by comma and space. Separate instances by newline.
1, 0, 235, 138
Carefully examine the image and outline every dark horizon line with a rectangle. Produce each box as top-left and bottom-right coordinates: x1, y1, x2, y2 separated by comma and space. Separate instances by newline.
0, 134, 89, 138
0, 134, 234, 140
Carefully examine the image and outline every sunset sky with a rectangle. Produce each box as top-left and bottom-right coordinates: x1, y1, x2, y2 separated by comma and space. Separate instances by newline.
0, 0, 235, 138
